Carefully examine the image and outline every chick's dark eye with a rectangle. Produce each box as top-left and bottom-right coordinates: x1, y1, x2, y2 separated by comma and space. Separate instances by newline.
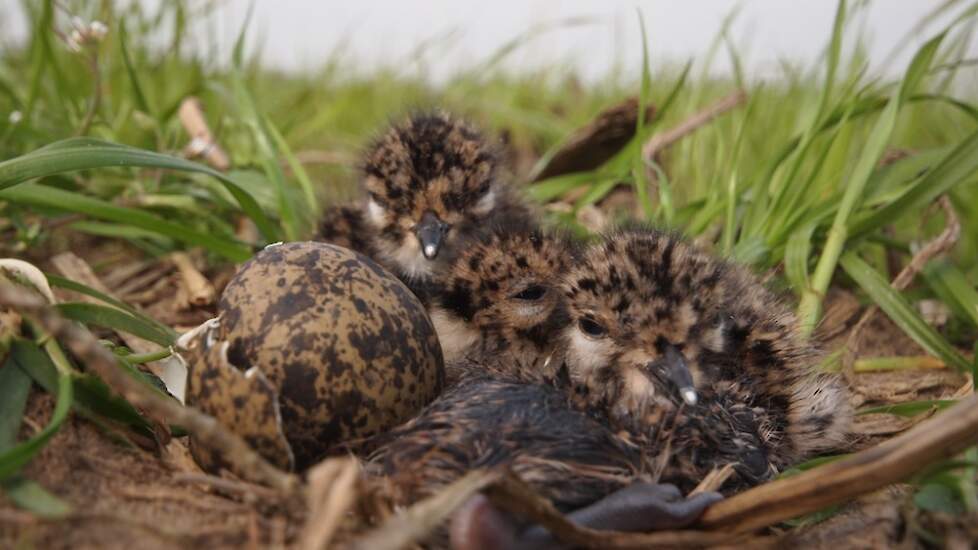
578, 317, 607, 337
512, 285, 546, 301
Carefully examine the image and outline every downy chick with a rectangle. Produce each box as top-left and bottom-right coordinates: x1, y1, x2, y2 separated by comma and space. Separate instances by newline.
318, 112, 537, 302
426, 228, 572, 383
371, 376, 720, 550
559, 225, 852, 488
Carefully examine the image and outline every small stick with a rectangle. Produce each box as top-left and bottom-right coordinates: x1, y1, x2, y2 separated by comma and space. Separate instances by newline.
299, 457, 360, 550
171, 472, 280, 502
170, 252, 216, 308
842, 195, 960, 382
179, 97, 231, 171
484, 473, 752, 549
0, 284, 299, 494
642, 89, 747, 162
348, 469, 501, 550
697, 392, 978, 533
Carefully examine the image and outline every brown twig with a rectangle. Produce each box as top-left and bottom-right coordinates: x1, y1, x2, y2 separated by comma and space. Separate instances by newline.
171, 472, 281, 503
347, 469, 501, 550
179, 97, 231, 171
485, 473, 754, 549
531, 97, 656, 182
697, 392, 978, 533
0, 284, 299, 494
170, 251, 216, 308
299, 457, 360, 550
842, 196, 961, 382
641, 89, 747, 162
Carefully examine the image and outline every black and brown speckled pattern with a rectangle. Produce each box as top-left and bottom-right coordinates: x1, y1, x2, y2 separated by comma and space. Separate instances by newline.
357, 112, 538, 290
428, 229, 575, 383
182, 329, 295, 473
560, 226, 851, 475
369, 376, 642, 511
316, 204, 378, 258
217, 241, 444, 470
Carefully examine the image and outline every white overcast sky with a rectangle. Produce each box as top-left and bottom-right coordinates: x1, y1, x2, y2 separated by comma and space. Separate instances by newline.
0, 1, 973, 83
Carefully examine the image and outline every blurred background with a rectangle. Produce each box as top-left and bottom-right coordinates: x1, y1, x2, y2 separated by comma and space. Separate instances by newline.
1, 1, 969, 82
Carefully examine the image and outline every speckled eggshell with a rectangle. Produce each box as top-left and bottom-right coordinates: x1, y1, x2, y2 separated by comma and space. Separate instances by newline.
218, 241, 444, 470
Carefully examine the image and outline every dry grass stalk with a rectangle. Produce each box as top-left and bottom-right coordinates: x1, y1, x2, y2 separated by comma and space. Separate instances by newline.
348, 469, 501, 550
300, 457, 361, 550
485, 472, 750, 549
697, 392, 978, 533
170, 251, 216, 307
179, 96, 231, 171
642, 89, 747, 162
0, 284, 299, 494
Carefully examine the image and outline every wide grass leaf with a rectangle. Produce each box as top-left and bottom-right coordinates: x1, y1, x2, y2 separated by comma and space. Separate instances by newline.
55, 302, 175, 347
840, 252, 970, 371
0, 183, 251, 262
12, 340, 154, 435
0, 358, 32, 448
0, 341, 72, 481
45, 274, 177, 339
850, 128, 978, 237
0, 138, 278, 241
1, 477, 72, 518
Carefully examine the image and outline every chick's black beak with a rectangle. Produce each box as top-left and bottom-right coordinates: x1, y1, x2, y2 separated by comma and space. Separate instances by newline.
651, 344, 698, 406
416, 211, 449, 260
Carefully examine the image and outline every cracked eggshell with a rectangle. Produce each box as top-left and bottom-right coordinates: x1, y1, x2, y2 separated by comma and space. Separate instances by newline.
186, 241, 445, 471
179, 319, 295, 473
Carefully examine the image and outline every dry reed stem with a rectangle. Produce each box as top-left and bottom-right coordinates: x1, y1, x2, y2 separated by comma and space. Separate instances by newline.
170, 251, 216, 307
179, 96, 230, 171
642, 89, 747, 161
347, 469, 501, 550
300, 457, 360, 550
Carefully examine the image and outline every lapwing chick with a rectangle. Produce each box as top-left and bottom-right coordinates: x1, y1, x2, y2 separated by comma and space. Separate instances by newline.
371, 377, 721, 550
559, 225, 852, 482
427, 228, 573, 383
318, 112, 537, 302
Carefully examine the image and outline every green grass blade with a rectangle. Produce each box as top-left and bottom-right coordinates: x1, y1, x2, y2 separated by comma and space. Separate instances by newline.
119, 20, 152, 115
55, 303, 175, 347
12, 339, 155, 433
0, 183, 251, 262
0, 355, 33, 447
0, 342, 72, 481
0, 138, 278, 242
1, 477, 72, 518
785, 222, 817, 293
923, 261, 978, 328
265, 115, 318, 216
799, 29, 948, 333
840, 252, 970, 370
850, 128, 978, 237
45, 275, 177, 339
859, 399, 957, 417
526, 172, 596, 203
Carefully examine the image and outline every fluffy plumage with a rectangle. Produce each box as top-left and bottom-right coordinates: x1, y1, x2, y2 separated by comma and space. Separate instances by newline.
427, 229, 573, 382
370, 377, 642, 512
558, 226, 851, 478
317, 112, 537, 302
